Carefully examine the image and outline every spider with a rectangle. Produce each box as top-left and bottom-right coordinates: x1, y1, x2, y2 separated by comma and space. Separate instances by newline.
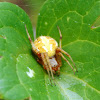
25, 25, 77, 85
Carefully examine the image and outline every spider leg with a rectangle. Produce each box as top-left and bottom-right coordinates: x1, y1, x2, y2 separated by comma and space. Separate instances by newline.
56, 27, 77, 72
56, 26, 62, 75
55, 50, 62, 75
41, 53, 52, 85
57, 26, 62, 48
58, 52, 75, 74
57, 47, 78, 72
25, 25, 33, 44
25, 25, 38, 53
45, 52, 56, 86
57, 67, 60, 76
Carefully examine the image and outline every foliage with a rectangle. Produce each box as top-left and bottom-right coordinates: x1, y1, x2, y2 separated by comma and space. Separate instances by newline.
0, 0, 100, 100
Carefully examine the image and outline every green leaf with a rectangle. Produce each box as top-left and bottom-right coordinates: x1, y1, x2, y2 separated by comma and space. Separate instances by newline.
0, 2, 41, 100
0, 0, 100, 100
36, 0, 100, 100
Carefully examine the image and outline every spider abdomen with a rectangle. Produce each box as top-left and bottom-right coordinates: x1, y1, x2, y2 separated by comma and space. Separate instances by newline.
33, 36, 58, 57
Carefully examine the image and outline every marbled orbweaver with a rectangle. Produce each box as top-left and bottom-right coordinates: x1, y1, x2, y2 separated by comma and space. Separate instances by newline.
25, 26, 77, 85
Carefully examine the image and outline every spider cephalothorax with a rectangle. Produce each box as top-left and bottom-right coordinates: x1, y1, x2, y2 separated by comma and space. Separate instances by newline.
26, 26, 77, 85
